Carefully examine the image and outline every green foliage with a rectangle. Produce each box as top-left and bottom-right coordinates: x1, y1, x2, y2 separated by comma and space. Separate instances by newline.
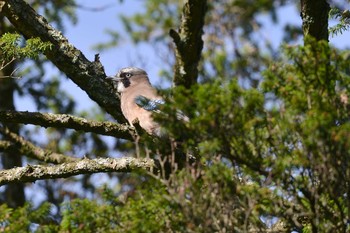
59, 198, 119, 232
2, 1, 350, 233
0, 165, 267, 232
0, 202, 53, 232
263, 37, 350, 232
114, 38, 350, 232
2, 39, 350, 232
0, 33, 52, 62
113, 178, 184, 233
30, 0, 78, 31
329, 8, 350, 36
102, 0, 289, 84
120, 0, 179, 44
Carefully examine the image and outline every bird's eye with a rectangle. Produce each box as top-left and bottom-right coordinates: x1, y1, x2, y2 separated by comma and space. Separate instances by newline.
125, 73, 132, 78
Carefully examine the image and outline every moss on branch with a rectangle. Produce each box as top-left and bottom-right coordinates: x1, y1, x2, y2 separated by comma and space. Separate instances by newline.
0, 157, 155, 186
0, 0, 125, 121
170, 0, 207, 88
0, 110, 135, 140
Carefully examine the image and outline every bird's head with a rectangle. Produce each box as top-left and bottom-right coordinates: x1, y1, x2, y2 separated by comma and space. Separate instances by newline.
107, 67, 150, 93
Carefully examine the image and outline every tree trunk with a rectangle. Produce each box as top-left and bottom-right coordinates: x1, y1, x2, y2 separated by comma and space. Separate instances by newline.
170, 0, 207, 88
300, 0, 330, 41
0, 18, 25, 207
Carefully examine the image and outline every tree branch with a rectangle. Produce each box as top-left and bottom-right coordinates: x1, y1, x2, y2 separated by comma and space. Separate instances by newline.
0, 140, 13, 151
0, 127, 76, 164
0, 157, 155, 186
0, 0, 125, 121
0, 110, 135, 140
300, 0, 330, 41
170, 0, 207, 88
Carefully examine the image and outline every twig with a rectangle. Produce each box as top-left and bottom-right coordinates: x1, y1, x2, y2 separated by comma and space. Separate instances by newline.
0, 58, 22, 79
0, 157, 155, 186
0, 57, 16, 71
0, 67, 21, 79
73, 3, 115, 12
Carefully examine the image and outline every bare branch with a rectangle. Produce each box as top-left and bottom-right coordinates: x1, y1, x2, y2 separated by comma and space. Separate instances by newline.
170, 0, 208, 88
72, 3, 115, 12
0, 157, 155, 186
0, 0, 125, 121
0, 67, 21, 79
0, 58, 21, 79
0, 110, 135, 140
0, 127, 76, 164
0, 57, 16, 71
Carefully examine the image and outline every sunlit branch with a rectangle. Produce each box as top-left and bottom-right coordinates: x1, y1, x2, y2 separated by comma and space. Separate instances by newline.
0, 110, 135, 140
0, 157, 155, 186
0, 0, 125, 121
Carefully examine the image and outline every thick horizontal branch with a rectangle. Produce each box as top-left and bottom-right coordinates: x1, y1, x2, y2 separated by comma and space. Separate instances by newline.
0, 0, 125, 121
0, 110, 135, 140
0, 127, 76, 164
0, 157, 155, 186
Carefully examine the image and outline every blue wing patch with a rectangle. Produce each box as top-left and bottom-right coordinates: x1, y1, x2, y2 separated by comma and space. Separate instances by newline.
134, 95, 165, 111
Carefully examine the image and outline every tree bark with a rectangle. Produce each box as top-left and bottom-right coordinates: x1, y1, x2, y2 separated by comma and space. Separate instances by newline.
0, 110, 135, 140
0, 13, 25, 207
0, 0, 126, 121
300, 0, 330, 41
170, 0, 207, 88
0, 78, 25, 207
0, 157, 155, 186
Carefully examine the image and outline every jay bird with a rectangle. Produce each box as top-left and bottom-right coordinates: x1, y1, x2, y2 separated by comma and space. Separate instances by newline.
108, 67, 195, 172
107, 67, 164, 136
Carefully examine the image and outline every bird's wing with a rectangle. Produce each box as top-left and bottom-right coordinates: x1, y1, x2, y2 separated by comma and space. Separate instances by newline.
134, 95, 165, 111
135, 95, 189, 122
176, 110, 190, 122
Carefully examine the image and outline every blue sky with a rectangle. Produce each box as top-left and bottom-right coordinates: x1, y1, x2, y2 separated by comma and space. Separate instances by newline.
15, 0, 350, 112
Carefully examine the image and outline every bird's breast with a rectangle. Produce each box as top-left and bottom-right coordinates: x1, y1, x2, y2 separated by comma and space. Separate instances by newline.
120, 94, 149, 125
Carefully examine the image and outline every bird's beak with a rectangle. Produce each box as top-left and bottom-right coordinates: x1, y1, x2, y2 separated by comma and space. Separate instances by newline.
106, 76, 122, 82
